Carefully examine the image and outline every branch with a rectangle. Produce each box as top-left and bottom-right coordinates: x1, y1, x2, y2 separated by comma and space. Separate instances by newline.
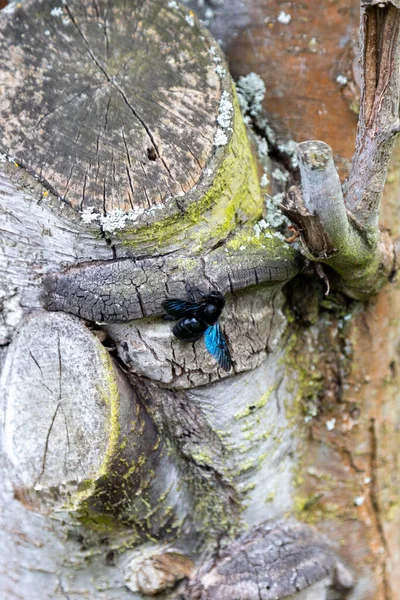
344, 1, 400, 230
40, 233, 302, 324
281, 141, 347, 259
1, 311, 191, 535
280, 2, 400, 300
184, 519, 354, 600
281, 141, 395, 299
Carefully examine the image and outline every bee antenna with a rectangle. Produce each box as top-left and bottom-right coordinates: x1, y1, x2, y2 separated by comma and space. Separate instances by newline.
185, 280, 196, 303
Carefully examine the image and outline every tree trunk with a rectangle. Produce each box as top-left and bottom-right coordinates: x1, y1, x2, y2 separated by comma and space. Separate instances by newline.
0, 1, 399, 599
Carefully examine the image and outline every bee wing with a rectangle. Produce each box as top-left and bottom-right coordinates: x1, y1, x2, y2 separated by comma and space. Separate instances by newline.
162, 299, 200, 318
204, 322, 232, 371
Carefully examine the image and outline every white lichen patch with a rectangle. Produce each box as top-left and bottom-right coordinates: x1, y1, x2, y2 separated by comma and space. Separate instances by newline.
326, 418, 336, 431
217, 91, 233, 129
253, 219, 268, 238
265, 193, 289, 230
168, 0, 178, 8
50, 6, 63, 17
100, 209, 130, 233
81, 207, 100, 224
272, 168, 289, 183
214, 89, 233, 147
81, 205, 157, 232
257, 138, 268, 160
354, 495, 365, 506
336, 74, 348, 86
215, 64, 226, 78
277, 11, 291, 24
260, 174, 269, 188
213, 128, 228, 147
209, 45, 221, 64
236, 72, 266, 117
277, 139, 298, 169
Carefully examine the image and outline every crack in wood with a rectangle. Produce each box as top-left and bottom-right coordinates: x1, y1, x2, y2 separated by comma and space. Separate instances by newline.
64, 2, 175, 183
369, 417, 392, 600
34, 401, 61, 487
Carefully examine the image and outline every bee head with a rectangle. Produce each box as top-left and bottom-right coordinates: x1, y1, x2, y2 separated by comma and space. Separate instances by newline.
205, 290, 225, 309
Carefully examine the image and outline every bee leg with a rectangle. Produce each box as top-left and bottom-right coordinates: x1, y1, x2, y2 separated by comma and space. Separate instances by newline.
185, 280, 198, 302
162, 314, 175, 321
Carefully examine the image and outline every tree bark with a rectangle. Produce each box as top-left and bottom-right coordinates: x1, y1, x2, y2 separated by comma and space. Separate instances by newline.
1, 1, 399, 599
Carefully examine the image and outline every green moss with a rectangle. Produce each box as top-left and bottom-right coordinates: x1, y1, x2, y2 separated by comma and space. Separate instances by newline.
191, 448, 214, 465
117, 87, 263, 252
243, 482, 257, 493
234, 386, 276, 420
293, 494, 346, 525
74, 509, 129, 535
97, 347, 121, 478
226, 227, 294, 258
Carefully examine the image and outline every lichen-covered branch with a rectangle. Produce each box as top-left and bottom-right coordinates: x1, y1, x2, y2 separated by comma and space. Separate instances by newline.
281, 141, 395, 300
281, 2, 400, 300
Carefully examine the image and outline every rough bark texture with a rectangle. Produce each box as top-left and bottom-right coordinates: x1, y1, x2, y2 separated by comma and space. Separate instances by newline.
1, 0, 400, 599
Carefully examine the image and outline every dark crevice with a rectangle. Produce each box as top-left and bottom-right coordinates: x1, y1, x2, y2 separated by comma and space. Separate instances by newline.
0, 151, 78, 211
369, 417, 392, 600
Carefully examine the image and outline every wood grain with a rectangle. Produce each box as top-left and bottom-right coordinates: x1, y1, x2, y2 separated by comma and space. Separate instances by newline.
0, 0, 221, 213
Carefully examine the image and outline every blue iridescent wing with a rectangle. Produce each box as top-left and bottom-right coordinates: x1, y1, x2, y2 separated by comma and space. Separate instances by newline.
162, 298, 200, 319
204, 321, 232, 371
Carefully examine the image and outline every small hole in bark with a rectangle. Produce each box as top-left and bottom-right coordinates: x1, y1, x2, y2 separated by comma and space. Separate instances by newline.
105, 550, 116, 565
350, 406, 361, 420
147, 147, 157, 161
389, 360, 397, 378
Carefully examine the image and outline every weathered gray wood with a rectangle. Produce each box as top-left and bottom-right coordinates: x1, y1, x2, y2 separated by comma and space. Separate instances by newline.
0, 311, 192, 536
184, 520, 353, 600
5, 0, 395, 597
0, 168, 112, 352
0, 0, 221, 215
0, 0, 267, 263
40, 243, 300, 325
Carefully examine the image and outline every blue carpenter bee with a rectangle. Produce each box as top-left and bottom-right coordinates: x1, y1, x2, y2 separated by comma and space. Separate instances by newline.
162, 290, 232, 371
